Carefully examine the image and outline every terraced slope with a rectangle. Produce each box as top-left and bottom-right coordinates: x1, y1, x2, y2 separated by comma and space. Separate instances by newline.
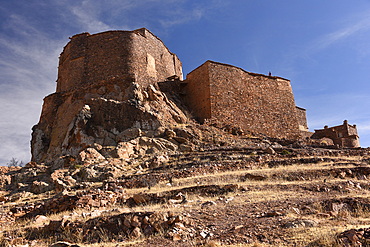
1, 141, 370, 246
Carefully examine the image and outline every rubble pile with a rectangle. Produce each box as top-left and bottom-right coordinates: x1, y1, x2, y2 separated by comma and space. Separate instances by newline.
24, 211, 192, 243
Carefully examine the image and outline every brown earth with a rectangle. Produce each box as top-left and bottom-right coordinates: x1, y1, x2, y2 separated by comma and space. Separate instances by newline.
1, 129, 370, 246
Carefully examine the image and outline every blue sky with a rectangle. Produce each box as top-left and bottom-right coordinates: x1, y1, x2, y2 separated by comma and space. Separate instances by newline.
1, 0, 370, 165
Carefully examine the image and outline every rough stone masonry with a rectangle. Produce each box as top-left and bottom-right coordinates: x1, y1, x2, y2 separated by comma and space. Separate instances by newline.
30, 28, 320, 164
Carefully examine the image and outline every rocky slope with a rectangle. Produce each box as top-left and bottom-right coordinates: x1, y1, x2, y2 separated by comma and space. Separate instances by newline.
2, 127, 370, 246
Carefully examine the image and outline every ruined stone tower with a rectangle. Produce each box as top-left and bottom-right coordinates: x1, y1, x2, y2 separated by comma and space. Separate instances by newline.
57, 28, 182, 93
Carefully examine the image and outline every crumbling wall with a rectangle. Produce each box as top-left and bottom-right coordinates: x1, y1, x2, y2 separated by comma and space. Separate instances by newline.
185, 61, 300, 139
57, 33, 90, 92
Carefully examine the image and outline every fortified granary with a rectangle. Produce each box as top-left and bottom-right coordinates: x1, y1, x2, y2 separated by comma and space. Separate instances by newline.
31, 28, 358, 163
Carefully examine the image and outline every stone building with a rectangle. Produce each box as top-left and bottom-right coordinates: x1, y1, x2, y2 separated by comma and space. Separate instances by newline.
31, 28, 186, 163
31, 28, 315, 163
183, 61, 307, 139
57, 28, 182, 92
311, 120, 360, 148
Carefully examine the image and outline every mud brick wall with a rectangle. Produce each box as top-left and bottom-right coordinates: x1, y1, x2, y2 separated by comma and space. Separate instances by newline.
57, 28, 182, 92
185, 61, 300, 139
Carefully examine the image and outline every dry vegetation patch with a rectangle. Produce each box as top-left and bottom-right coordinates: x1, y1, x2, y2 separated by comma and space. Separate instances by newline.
2, 144, 370, 246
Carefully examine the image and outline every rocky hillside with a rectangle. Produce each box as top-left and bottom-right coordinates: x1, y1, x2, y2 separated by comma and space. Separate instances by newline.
1, 125, 370, 246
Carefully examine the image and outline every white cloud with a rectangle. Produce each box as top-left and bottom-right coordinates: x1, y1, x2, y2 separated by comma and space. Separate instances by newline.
312, 11, 370, 51
159, 8, 204, 28
0, 13, 63, 165
69, 1, 112, 33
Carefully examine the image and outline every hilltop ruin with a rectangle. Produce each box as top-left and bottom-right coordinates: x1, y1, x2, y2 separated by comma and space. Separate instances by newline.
31, 28, 358, 164
312, 120, 360, 148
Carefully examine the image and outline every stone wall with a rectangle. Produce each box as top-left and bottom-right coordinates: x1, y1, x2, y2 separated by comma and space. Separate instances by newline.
32, 28, 311, 164
184, 61, 300, 139
183, 63, 211, 122
57, 28, 182, 93
32, 29, 186, 163
296, 106, 309, 131
130, 29, 183, 87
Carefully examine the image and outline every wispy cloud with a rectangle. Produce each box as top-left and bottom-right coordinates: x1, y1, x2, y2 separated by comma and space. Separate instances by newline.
0, 0, 222, 164
69, 0, 112, 33
159, 8, 204, 28
0, 14, 62, 165
159, 0, 226, 28
310, 10, 370, 52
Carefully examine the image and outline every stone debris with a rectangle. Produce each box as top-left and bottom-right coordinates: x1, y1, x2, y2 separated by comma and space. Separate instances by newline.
25, 211, 190, 243
338, 228, 370, 246
201, 201, 217, 208
32, 215, 50, 227
261, 210, 284, 217
49, 242, 81, 247
241, 173, 267, 181
283, 219, 318, 228
16, 189, 128, 219
265, 147, 276, 155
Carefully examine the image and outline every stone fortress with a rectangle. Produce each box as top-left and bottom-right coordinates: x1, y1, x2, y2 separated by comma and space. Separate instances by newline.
31, 28, 359, 163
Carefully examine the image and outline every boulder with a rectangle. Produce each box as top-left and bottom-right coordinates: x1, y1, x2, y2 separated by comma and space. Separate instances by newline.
149, 155, 169, 168
78, 148, 106, 165
33, 215, 50, 227
117, 128, 142, 142
179, 144, 193, 152
30, 181, 50, 194
130, 227, 142, 239
265, 147, 275, 155
115, 142, 136, 159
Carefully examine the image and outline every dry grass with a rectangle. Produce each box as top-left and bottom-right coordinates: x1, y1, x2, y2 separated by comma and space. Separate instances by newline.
2, 154, 370, 246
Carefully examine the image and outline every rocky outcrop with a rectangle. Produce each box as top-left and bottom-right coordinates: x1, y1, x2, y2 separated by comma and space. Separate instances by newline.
31, 28, 189, 165
31, 80, 189, 164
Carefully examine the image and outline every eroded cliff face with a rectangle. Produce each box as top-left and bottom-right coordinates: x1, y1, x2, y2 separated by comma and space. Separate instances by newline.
31, 79, 189, 164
